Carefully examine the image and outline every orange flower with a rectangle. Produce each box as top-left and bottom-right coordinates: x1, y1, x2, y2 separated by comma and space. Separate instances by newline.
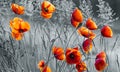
52, 46, 65, 60
71, 17, 81, 28
96, 51, 106, 61
65, 47, 82, 64
95, 58, 108, 71
77, 26, 96, 39
82, 39, 93, 54
10, 17, 30, 33
86, 18, 97, 30
10, 17, 30, 40
72, 7, 83, 23
76, 61, 87, 72
40, 11, 52, 19
41, 1, 55, 14
38, 60, 52, 72
11, 3, 24, 15
101, 25, 113, 38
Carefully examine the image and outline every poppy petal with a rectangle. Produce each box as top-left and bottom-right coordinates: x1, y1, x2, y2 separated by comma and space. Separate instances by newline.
40, 11, 52, 19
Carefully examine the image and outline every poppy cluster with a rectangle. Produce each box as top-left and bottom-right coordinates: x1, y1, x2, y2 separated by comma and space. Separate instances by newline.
40, 1, 56, 19
9, 1, 114, 72
11, 3, 25, 15
70, 7, 112, 71
52, 46, 87, 72
9, 17, 30, 40
77, 26, 96, 40
95, 51, 108, 71
38, 60, 52, 72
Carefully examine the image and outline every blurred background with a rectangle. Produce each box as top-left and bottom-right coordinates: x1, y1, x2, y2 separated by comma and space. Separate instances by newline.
0, 0, 120, 72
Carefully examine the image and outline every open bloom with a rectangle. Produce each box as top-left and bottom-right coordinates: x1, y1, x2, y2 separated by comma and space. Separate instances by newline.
82, 38, 93, 54
10, 17, 30, 40
65, 47, 82, 64
95, 58, 108, 71
76, 61, 87, 72
101, 25, 113, 38
38, 60, 52, 72
52, 46, 65, 60
77, 26, 96, 39
41, 1, 55, 19
86, 18, 97, 30
11, 3, 24, 15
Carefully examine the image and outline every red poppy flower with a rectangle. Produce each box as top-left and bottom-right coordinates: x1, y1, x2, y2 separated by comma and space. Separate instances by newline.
65, 47, 82, 64
77, 26, 96, 39
11, 3, 24, 15
72, 7, 83, 23
95, 58, 108, 71
41, 1, 55, 19
76, 61, 87, 72
10, 17, 30, 40
86, 18, 97, 30
52, 46, 65, 60
38, 60, 52, 72
101, 25, 113, 38
82, 39, 93, 54
41, 1, 55, 14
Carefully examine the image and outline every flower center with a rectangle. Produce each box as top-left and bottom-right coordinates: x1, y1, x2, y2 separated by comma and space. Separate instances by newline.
44, 8, 48, 12
69, 53, 75, 59
19, 29, 24, 33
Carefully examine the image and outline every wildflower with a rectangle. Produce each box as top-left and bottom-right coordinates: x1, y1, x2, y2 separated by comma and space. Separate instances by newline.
9, 17, 30, 40
38, 60, 52, 72
65, 47, 82, 64
76, 61, 87, 72
101, 25, 113, 38
52, 46, 65, 60
11, 3, 25, 15
41, 1, 55, 19
41, 1, 55, 13
77, 26, 96, 39
95, 58, 108, 71
72, 7, 83, 23
86, 18, 97, 30
96, 51, 106, 61
82, 38, 93, 54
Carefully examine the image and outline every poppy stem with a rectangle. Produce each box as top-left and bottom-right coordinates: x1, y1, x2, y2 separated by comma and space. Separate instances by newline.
65, 28, 77, 49
56, 59, 58, 72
